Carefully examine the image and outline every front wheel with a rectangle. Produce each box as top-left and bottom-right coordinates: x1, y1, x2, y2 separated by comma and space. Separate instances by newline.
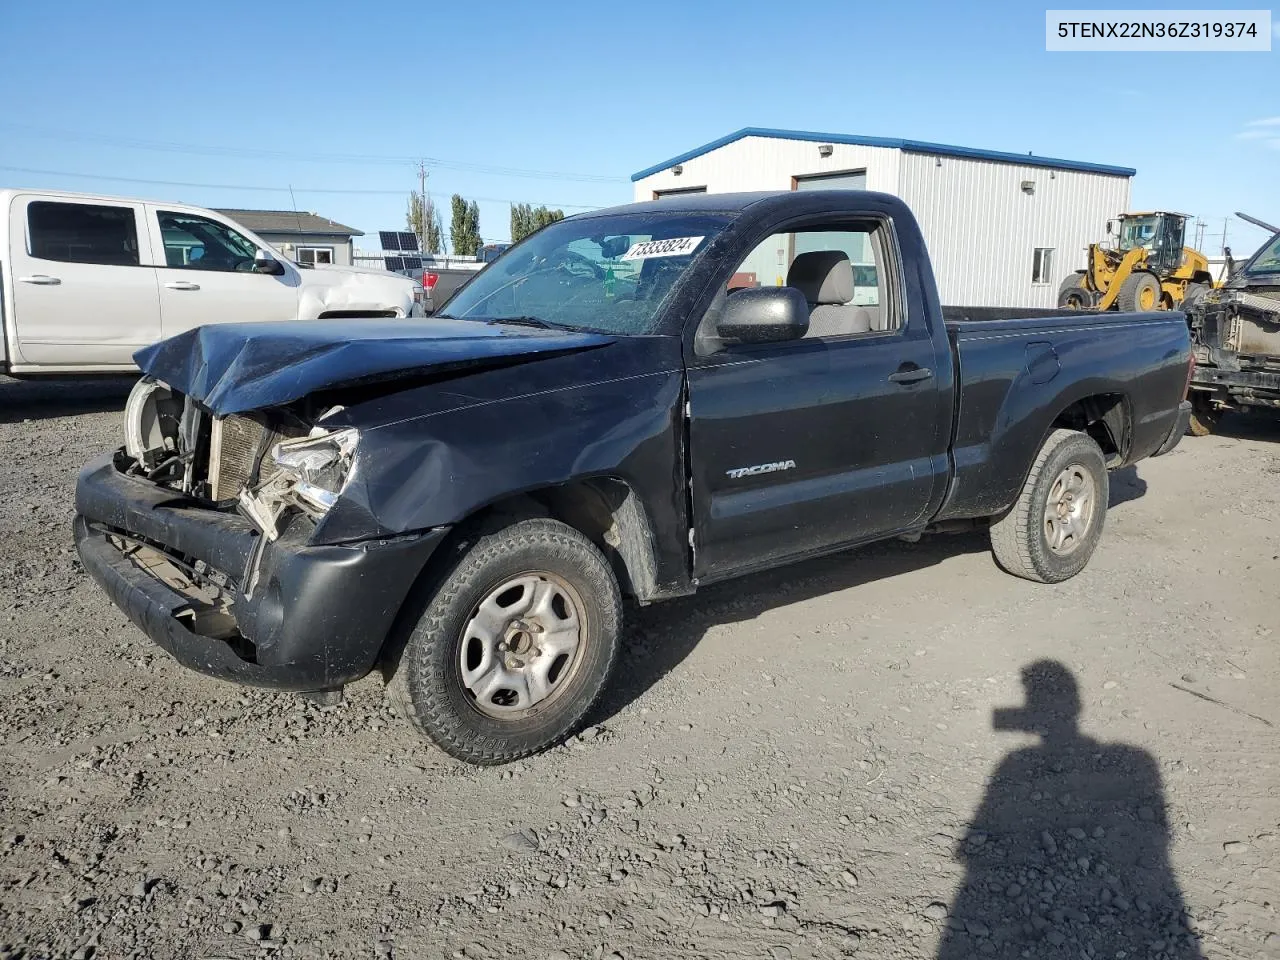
989, 429, 1109, 583
391, 517, 622, 765
1116, 272, 1162, 312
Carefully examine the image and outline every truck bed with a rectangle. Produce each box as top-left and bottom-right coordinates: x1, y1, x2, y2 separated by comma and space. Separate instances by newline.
941, 305, 1175, 329
937, 306, 1191, 522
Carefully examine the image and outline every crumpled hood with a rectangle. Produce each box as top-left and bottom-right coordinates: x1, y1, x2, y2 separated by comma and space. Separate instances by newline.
133, 318, 614, 416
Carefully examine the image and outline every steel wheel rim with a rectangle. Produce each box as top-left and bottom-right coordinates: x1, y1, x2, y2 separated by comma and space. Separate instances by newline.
1043, 464, 1096, 556
458, 572, 587, 719
1139, 284, 1156, 310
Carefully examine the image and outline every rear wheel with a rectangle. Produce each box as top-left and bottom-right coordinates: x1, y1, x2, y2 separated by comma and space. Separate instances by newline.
1057, 272, 1093, 309
1116, 272, 1162, 312
990, 429, 1109, 583
390, 517, 622, 765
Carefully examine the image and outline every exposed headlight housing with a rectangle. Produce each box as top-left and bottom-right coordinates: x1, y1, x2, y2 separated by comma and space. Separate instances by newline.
271, 428, 359, 511
124, 377, 180, 464
238, 427, 359, 540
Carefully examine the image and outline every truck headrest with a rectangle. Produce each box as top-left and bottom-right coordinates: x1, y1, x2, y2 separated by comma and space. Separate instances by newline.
786, 251, 854, 305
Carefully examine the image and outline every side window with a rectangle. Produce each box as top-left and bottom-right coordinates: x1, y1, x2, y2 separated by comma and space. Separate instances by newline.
28, 201, 140, 266
728, 223, 897, 338
158, 212, 259, 272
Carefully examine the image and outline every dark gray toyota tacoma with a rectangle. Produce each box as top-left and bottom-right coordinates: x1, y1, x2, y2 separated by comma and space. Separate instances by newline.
74, 191, 1194, 764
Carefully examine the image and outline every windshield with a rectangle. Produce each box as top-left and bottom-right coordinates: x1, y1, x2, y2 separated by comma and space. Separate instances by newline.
441, 211, 732, 334
1117, 215, 1158, 251
1243, 231, 1280, 276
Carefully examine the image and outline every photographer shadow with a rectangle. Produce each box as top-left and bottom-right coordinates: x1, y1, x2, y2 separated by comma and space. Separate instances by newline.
939, 660, 1203, 959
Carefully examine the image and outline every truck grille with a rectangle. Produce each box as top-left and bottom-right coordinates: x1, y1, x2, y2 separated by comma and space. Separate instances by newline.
208, 415, 286, 500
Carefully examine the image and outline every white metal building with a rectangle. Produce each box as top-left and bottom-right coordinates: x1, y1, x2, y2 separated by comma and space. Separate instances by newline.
631, 128, 1135, 307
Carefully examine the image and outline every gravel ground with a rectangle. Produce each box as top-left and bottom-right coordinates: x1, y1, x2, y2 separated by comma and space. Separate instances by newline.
1, 376, 1277, 960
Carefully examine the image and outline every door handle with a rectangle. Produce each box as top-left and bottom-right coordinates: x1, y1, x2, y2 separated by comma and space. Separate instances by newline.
889, 366, 934, 384
164, 281, 201, 291
18, 275, 61, 285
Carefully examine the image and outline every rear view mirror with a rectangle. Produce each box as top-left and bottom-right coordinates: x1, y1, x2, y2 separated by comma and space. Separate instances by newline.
716, 287, 809, 344
254, 248, 286, 276
598, 236, 631, 260
1105, 220, 1115, 236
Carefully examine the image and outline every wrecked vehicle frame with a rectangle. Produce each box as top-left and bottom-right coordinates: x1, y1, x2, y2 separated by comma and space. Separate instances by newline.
1184, 219, 1280, 433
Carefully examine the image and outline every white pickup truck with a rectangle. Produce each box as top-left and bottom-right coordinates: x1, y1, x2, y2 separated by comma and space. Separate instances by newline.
0, 189, 421, 375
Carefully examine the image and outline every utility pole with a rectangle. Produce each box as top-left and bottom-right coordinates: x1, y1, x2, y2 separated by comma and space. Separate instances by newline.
417, 160, 428, 247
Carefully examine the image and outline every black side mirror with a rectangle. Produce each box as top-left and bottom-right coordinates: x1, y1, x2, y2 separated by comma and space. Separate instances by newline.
716, 287, 809, 344
254, 249, 286, 276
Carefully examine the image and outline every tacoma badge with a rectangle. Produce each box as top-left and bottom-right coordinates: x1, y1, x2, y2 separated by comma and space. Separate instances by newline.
726, 460, 797, 480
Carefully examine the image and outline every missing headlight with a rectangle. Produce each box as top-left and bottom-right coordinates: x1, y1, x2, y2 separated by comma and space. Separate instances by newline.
236, 427, 359, 540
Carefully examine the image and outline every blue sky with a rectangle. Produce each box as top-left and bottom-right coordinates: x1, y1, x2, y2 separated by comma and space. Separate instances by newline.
1, 0, 1276, 255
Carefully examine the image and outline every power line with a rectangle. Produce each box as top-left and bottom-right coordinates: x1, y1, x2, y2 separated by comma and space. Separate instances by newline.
0, 121, 627, 183
0, 164, 603, 210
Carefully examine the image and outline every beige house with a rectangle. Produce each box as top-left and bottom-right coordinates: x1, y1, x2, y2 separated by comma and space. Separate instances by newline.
216, 208, 362, 266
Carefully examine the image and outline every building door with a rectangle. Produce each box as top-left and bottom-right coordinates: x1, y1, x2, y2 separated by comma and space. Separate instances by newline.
7, 195, 161, 367
653, 187, 707, 200
793, 171, 871, 270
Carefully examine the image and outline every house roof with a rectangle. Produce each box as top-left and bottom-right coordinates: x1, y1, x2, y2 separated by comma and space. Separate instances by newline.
216, 209, 363, 237
630, 127, 1137, 182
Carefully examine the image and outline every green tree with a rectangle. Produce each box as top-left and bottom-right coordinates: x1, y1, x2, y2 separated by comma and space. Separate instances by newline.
450, 194, 482, 258
406, 193, 445, 254
428, 206, 445, 255
510, 203, 565, 243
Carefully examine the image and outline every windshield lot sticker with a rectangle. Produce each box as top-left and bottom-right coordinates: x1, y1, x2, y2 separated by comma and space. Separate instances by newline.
620, 236, 704, 260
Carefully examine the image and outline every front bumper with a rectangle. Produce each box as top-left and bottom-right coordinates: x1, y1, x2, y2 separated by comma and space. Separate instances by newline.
1153, 400, 1192, 456
73, 453, 448, 692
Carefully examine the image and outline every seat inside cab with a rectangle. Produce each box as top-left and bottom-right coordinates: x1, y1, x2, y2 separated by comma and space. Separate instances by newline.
726, 225, 890, 338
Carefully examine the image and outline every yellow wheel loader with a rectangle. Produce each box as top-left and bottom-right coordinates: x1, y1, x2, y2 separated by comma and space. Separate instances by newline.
1058, 212, 1216, 312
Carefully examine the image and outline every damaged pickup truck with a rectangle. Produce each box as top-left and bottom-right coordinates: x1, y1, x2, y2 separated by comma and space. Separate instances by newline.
74, 190, 1194, 764
1183, 221, 1280, 434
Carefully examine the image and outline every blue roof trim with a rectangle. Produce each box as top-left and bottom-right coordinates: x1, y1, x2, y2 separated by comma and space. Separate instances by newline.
630, 127, 1137, 181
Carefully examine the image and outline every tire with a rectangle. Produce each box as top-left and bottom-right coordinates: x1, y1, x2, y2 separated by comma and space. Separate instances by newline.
1058, 286, 1095, 310
1057, 272, 1093, 309
989, 429, 1109, 583
1181, 282, 1210, 313
390, 517, 622, 765
1116, 272, 1162, 312
1187, 395, 1220, 436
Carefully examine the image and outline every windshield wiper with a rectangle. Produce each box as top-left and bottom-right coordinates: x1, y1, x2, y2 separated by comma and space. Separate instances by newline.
480, 315, 567, 330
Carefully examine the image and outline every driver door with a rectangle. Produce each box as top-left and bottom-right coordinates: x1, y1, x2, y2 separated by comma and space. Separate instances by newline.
144, 206, 299, 337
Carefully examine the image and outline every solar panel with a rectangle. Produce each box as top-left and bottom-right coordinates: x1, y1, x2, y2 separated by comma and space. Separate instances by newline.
379, 231, 402, 251
401, 256, 423, 270
383, 256, 404, 272
398, 231, 420, 251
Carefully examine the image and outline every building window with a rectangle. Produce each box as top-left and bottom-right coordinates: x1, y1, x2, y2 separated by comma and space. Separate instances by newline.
296, 246, 334, 265
1032, 247, 1055, 284
653, 187, 707, 199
